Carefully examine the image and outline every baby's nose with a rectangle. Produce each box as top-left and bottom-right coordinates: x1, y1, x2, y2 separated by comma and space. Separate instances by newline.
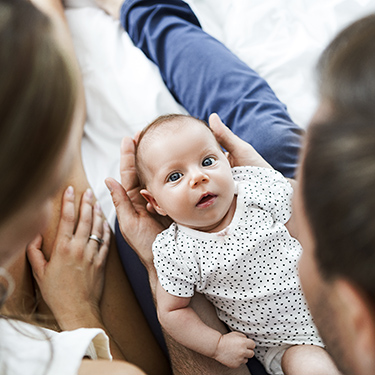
190, 171, 209, 187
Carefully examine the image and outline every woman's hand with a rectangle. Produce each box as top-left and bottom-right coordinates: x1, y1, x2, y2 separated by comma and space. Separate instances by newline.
209, 113, 272, 170
105, 137, 170, 273
27, 186, 110, 331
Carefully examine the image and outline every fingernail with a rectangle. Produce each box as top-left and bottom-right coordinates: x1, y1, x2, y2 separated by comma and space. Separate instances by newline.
85, 188, 93, 200
66, 186, 74, 197
105, 179, 113, 193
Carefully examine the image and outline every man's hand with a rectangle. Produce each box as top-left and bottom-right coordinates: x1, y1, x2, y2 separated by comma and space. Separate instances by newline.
209, 113, 272, 170
105, 137, 169, 271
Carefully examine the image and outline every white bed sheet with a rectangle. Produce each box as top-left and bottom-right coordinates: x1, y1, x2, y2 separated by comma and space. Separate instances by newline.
65, 0, 375, 228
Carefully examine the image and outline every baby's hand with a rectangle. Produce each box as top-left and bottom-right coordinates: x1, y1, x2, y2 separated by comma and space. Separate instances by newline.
213, 331, 255, 368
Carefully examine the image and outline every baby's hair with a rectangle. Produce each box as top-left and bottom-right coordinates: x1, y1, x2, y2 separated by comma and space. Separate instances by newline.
135, 114, 215, 188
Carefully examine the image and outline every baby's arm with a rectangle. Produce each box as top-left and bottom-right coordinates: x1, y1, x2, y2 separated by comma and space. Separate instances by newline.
156, 281, 255, 369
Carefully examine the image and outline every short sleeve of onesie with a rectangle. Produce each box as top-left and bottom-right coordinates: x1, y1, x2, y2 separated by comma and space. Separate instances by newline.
153, 223, 199, 297
0, 318, 112, 375
232, 166, 293, 224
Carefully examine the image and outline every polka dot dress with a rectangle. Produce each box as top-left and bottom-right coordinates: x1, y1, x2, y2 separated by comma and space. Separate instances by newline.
153, 167, 323, 360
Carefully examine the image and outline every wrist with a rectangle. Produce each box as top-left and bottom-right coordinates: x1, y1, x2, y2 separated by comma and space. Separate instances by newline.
56, 304, 104, 331
212, 333, 223, 357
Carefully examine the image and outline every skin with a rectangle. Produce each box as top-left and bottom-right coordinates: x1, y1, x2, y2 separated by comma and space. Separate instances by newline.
155, 282, 256, 369
140, 119, 236, 233
0, 134, 74, 268
27, 187, 111, 333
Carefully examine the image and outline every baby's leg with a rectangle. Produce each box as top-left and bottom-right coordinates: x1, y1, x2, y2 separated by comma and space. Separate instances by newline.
281, 345, 341, 375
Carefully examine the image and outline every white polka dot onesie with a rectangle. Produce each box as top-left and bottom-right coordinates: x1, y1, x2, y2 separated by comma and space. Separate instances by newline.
153, 166, 323, 369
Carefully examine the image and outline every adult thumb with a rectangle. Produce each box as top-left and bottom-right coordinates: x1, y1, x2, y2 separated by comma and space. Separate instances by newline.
209, 113, 239, 153
105, 178, 134, 223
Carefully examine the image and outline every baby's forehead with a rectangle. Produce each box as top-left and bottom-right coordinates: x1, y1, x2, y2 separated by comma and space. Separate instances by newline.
142, 117, 214, 147
138, 117, 221, 172
137, 117, 221, 185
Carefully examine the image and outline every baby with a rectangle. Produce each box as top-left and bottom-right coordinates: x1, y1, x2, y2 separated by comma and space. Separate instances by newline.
135, 114, 340, 375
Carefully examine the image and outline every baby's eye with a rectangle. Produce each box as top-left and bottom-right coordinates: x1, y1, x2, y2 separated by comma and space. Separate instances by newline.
168, 172, 183, 182
202, 157, 215, 167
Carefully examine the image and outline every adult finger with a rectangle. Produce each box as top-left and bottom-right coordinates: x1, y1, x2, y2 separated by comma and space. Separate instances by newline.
26, 234, 47, 280
96, 220, 111, 265
209, 113, 272, 169
75, 188, 94, 242
91, 202, 104, 238
209, 113, 245, 155
120, 136, 139, 192
55, 186, 76, 246
86, 201, 104, 255
105, 177, 137, 226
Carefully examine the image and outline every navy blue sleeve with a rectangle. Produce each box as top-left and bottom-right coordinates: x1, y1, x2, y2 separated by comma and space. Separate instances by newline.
120, 0, 303, 177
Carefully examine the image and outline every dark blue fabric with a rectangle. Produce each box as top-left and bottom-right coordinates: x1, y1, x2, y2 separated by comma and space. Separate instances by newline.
114, 218, 169, 359
120, 0, 303, 178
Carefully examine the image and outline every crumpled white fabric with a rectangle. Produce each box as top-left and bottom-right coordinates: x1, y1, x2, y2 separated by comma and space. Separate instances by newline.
0, 319, 111, 375
64, 0, 375, 227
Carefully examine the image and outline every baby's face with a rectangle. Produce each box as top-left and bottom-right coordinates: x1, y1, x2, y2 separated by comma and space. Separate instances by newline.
141, 119, 235, 232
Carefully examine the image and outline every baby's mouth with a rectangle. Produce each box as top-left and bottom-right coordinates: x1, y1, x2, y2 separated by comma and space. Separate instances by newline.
196, 193, 217, 208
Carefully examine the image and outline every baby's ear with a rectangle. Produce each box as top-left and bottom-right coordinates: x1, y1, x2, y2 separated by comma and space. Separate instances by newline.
140, 189, 167, 216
